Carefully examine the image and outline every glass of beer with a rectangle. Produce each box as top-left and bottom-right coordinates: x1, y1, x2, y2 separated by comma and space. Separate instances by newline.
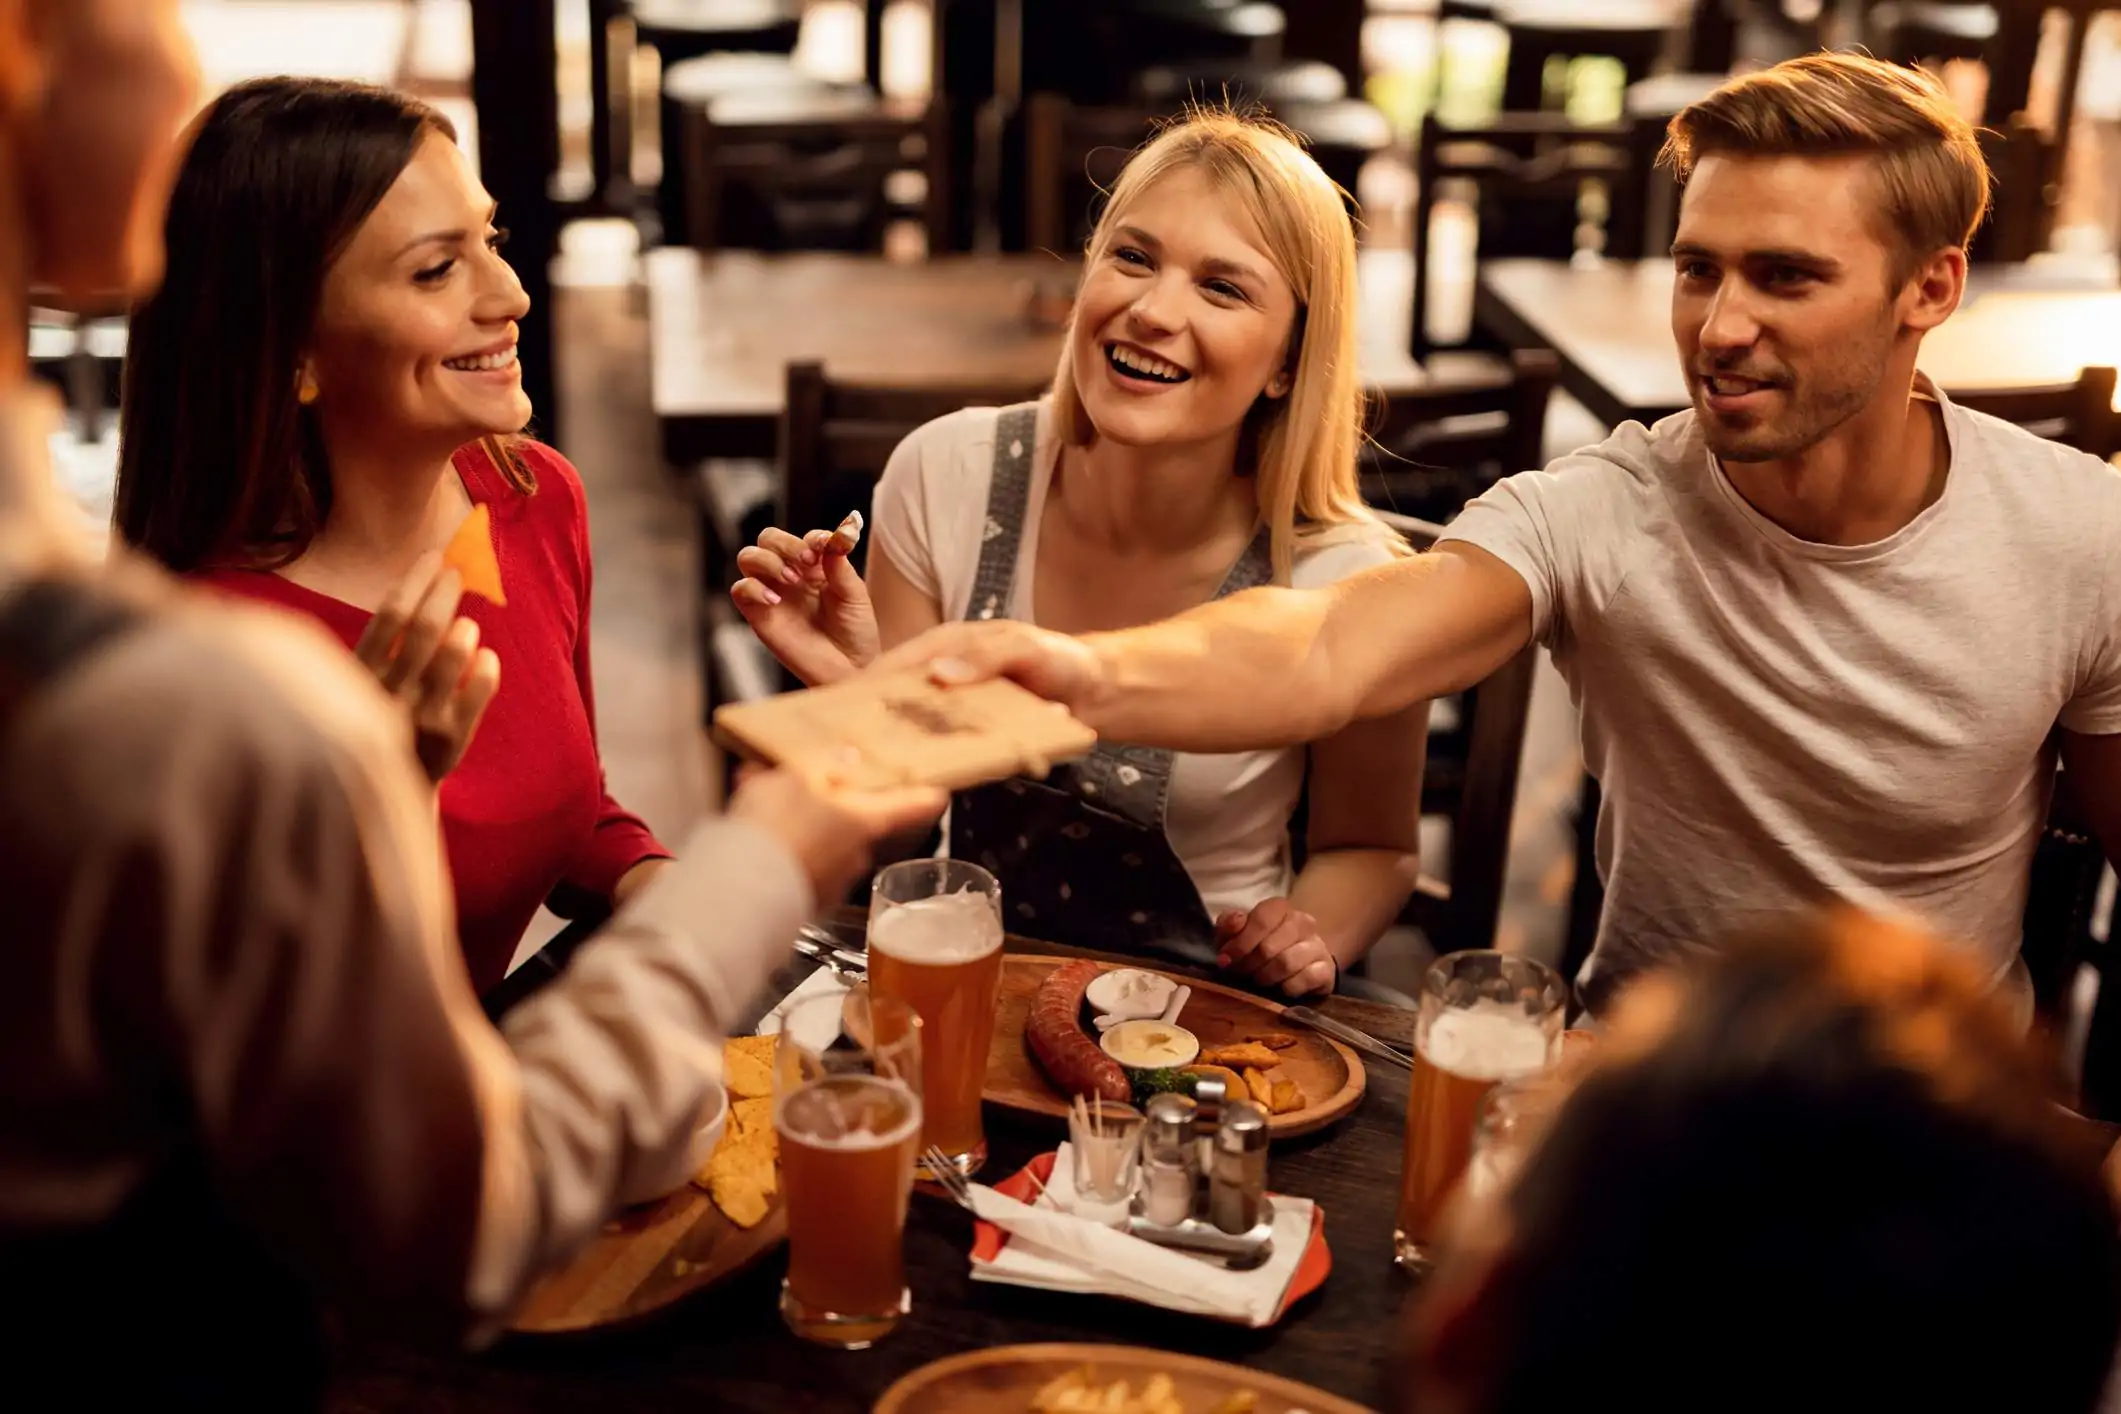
1395, 950, 1567, 1274
775, 987, 924, 1348
867, 859, 1005, 1178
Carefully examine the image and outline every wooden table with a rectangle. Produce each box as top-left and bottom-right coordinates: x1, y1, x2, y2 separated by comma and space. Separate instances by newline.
325, 922, 1422, 1413
648, 247, 1431, 462
1475, 256, 2121, 430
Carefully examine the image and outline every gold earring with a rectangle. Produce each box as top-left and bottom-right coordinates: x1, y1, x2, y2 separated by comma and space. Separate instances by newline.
296, 373, 318, 406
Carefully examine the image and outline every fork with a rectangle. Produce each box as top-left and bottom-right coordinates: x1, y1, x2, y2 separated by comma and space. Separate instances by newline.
922, 1146, 977, 1210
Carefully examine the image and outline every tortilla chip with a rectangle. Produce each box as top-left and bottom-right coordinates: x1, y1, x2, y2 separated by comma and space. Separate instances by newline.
723, 1034, 778, 1099
729, 1095, 774, 1140
441, 503, 506, 606
697, 1113, 780, 1226
709, 1171, 771, 1229
1184, 1063, 1246, 1098
1201, 1042, 1282, 1071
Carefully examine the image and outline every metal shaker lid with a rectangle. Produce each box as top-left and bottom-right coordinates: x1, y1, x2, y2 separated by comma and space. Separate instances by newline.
1215, 1099, 1270, 1153
1143, 1092, 1197, 1149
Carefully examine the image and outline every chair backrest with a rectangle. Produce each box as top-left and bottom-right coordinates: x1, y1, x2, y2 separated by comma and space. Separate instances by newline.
780, 361, 1054, 538
1413, 112, 1662, 357
1023, 93, 1380, 257
1363, 349, 1560, 523
1372, 508, 1539, 957
679, 90, 930, 253
1970, 116, 2055, 264
1950, 366, 2119, 461
1024, 95, 1162, 254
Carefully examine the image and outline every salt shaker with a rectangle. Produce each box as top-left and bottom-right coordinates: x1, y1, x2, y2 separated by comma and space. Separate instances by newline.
1140, 1093, 1199, 1226
1191, 1074, 1225, 1179
1208, 1100, 1270, 1234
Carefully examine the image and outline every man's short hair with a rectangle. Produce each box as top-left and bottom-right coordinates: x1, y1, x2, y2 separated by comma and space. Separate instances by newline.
1475, 911, 2121, 1413
1662, 52, 1993, 280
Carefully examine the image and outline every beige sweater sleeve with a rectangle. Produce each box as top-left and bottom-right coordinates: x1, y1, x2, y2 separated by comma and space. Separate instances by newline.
17, 599, 810, 1337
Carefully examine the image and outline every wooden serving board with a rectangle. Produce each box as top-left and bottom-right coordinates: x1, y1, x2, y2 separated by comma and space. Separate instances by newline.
873, 1342, 1375, 1414
983, 956, 1367, 1140
713, 668, 1096, 791
508, 1182, 785, 1335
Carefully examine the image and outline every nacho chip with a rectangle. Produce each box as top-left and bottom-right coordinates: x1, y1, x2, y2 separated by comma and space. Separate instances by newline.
441, 502, 506, 606
723, 1034, 778, 1099
709, 1171, 771, 1229
1184, 1063, 1246, 1098
729, 1094, 774, 1140
1201, 1042, 1281, 1071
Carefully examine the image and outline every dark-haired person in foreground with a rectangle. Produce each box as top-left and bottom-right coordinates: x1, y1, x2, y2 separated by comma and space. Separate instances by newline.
1404, 910, 2121, 1414
116, 77, 660, 996
872, 53, 2121, 1016
0, 3, 941, 1402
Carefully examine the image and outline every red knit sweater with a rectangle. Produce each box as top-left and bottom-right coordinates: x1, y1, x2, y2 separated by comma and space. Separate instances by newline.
194, 440, 668, 993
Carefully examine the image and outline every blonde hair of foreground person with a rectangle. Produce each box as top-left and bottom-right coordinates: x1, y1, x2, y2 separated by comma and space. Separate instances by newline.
1046, 108, 1407, 584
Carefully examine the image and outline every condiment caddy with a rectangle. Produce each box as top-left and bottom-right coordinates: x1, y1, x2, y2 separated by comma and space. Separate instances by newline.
1127, 1077, 1276, 1268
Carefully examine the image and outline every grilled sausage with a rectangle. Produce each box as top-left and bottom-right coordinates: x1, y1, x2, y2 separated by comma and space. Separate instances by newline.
1027, 960, 1131, 1103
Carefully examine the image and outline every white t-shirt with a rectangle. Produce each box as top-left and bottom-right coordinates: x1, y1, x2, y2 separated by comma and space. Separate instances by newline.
1443, 377, 2121, 989
872, 401, 1399, 918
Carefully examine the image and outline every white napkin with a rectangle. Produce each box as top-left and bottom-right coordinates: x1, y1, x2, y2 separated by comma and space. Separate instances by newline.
755, 965, 850, 1036
969, 1142, 1315, 1327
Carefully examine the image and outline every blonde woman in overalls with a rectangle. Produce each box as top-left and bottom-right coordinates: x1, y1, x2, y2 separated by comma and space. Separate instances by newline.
735, 111, 1429, 1000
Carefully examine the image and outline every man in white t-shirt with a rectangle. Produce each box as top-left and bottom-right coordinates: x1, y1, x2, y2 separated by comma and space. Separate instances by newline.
873, 52, 2121, 1007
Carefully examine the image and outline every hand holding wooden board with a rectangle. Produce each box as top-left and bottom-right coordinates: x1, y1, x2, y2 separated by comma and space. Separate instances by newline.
713, 668, 1097, 791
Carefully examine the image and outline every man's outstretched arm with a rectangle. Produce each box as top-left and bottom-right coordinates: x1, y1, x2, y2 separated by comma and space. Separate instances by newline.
875, 542, 1535, 754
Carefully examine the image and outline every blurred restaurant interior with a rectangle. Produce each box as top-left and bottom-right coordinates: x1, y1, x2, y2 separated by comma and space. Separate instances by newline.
20, 2, 2121, 1404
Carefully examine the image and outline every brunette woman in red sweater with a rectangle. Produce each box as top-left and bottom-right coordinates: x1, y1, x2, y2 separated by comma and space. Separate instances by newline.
115, 79, 667, 996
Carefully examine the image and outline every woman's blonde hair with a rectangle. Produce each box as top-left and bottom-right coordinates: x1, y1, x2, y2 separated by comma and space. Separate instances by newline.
1048, 108, 1405, 582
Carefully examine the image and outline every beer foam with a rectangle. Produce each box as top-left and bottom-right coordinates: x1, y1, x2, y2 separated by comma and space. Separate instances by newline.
778, 1076, 922, 1150
1421, 1004, 1552, 1082
870, 890, 1002, 964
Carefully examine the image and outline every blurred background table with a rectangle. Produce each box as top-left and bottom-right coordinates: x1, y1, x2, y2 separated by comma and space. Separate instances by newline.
1475, 255, 2121, 427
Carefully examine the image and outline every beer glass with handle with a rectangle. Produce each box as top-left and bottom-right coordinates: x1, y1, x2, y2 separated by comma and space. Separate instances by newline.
776, 987, 924, 1348
867, 858, 1005, 1178
1395, 950, 1567, 1273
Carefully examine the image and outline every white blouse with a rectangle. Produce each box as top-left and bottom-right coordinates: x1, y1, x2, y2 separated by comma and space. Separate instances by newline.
870, 400, 1398, 919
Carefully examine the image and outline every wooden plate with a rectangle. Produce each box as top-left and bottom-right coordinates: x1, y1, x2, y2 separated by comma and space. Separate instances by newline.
873, 1342, 1375, 1414
983, 956, 1367, 1140
509, 1181, 784, 1334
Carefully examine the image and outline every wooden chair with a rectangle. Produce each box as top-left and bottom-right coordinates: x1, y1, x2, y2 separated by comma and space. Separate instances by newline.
1374, 510, 1541, 958
674, 86, 931, 253
1413, 113, 1662, 357
1952, 367, 2120, 461
1024, 95, 1160, 255
1023, 93, 1388, 256
1363, 348, 1560, 524
1971, 115, 2057, 264
699, 363, 1051, 732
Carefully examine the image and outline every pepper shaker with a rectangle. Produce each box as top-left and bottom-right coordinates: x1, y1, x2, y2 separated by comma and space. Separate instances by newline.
1208, 1099, 1270, 1234
1140, 1093, 1199, 1226
1191, 1074, 1225, 1181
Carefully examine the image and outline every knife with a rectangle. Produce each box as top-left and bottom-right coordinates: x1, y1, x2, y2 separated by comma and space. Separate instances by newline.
1283, 1005, 1414, 1071
792, 931, 869, 982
